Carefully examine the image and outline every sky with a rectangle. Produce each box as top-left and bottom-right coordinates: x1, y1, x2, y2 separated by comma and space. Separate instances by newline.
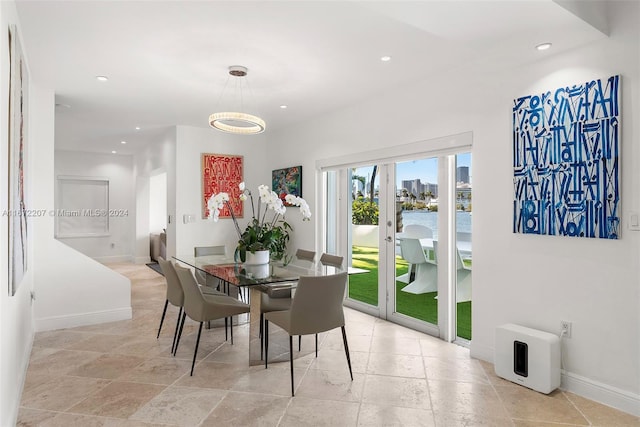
354, 152, 472, 188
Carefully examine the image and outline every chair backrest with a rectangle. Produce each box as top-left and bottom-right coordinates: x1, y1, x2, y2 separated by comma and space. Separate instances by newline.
289, 272, 348, 335
399, 238, 429, 265
174, 264, 207, 322
295, 248, 316, 262
403, 224, 433, 239
194, 246, 226, 285
320, 253, 343, 268
432, 240, 465, 269
157, 258, 184, 307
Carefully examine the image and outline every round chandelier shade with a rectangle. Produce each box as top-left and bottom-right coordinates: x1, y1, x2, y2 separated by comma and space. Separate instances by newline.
209, 66, 266, 135
209, 112, 266, 134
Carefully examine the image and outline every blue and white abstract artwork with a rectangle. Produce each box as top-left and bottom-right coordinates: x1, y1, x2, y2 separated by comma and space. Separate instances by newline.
513, 75, 620, 239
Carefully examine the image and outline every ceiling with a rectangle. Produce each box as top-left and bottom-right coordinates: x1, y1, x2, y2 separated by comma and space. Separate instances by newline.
15, 1, 607, 155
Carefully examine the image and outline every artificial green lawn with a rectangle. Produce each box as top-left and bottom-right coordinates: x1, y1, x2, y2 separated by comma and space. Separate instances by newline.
348, 245, 472, 340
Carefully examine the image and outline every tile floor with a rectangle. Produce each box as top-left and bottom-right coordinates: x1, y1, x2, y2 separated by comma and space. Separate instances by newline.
17, 263, 639, 427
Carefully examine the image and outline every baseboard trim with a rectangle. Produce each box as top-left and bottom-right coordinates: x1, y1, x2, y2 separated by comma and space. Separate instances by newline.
93, 255, 133, 263
561, 371, 640, 417
35, 307, 132, 332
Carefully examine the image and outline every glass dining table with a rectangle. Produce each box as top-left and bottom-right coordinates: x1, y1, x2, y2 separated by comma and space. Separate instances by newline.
172, 254, 342, 366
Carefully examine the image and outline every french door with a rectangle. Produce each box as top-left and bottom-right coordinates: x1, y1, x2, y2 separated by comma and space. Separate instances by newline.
319, 134, 472, 342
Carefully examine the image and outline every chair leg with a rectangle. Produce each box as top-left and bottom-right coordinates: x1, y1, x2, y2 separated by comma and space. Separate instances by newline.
341, 326, 353, 381
264, 320, 269, 369
315, 333, 318, 358
289, 335, 295, 396
174, 311, 187, 356
224, 317, 228, 341
260, 313, 264, 360
190, 322, 204, 376
157, 300, 168, 339
298, 335, 301, 351
171, 307, 183, 354
230, 316, 234, 345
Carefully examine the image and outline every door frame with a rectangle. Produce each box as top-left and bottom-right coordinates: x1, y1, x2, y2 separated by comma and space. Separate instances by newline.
316, 132, 472, 342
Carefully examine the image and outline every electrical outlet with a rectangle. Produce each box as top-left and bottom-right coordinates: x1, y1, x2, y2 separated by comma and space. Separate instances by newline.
561, 320, 572, 338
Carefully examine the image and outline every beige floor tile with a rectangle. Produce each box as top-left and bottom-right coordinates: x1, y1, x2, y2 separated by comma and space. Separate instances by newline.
309, 349, 369, 374
26, 349, 103, 376
343, 320, 375, 337
202, 340, 251, 365
420, 336, 471, 359
494, 385, 589, 425
67, 381, 166, 418
357, 403, 436, 427
423, 356, 490, 384
39, 413, 124, 427
511, 420, 583, 427
67, 354, 146, 379
20, 375, 111, 411
170, 328, 227, 361
564, 391, 640, 426
33, 330, 95, 349
322, 332, 372, 353
373, 320, 428, 339
120, 356, 193, 385
370, 336, 422, 355
16, 407, 59, 427
67, 333, 133, 353
129, 386, 227, 426
429, 379, 510, 419
279, 396, 359, 427
175, 360, 250, 389
200, 391, 290, 427
362, 374, 431, 410
231, 365, 307, 396
367, 352, 426, 378
478, 360, 520, 387
434, 411, 515, 426
295, 369, 364, 402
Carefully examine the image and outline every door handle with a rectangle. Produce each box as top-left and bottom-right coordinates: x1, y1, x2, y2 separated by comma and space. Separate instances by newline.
385, 236, 393, 242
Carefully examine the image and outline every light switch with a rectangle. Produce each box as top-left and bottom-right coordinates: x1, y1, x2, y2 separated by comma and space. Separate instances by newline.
629, 211, 640, 231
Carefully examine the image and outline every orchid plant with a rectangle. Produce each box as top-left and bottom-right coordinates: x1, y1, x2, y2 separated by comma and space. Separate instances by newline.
208, 182, 311, 262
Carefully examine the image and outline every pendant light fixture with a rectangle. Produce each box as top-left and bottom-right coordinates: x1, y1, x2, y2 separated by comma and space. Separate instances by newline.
209, 65, 265, 135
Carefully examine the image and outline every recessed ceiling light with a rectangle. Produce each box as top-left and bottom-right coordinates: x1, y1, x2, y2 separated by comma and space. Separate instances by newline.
535, 43, 552, 51
280, 105, 288, 109
111, 150, 117, 154
120, 140, 127, 144
96, 75, 109, 82
135, 126, 141, 130
380, 56, 392, 62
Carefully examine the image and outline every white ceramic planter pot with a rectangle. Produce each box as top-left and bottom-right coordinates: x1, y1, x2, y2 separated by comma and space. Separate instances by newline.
244, 250, 270, 265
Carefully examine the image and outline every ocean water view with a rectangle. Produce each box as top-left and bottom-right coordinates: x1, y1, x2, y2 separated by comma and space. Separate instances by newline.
401, 210, 472, 240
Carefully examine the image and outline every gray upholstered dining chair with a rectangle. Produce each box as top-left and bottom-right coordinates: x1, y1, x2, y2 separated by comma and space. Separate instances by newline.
264, 272, 352, 396
173, 264, 250, 376
157, 258, 227, 354
319, 253, 344, 268
259, 248, 317, 357
194, 245, 226, 287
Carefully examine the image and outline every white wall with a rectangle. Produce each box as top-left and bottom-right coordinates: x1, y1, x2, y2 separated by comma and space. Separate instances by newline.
149, 172, 167, 233
55, 151, 135, 262
267, 1, 640, 415
134, 127, 176, 263
174, 125, 269, 258
0, 3, 34, 425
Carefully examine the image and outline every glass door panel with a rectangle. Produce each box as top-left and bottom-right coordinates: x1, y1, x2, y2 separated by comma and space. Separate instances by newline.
348, 166, 380, 307
393, 157, 439, 326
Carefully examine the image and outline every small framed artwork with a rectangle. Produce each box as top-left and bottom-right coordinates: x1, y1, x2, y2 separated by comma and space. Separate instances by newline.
201, 153, 243, 219
272, 166, 302, 205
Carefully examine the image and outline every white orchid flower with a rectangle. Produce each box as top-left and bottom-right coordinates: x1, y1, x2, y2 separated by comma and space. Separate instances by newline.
239, 182, 245, 191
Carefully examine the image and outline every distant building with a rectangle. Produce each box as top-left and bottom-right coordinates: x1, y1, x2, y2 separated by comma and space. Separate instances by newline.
457, 166, 470, 184
401, 179, 438, 198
